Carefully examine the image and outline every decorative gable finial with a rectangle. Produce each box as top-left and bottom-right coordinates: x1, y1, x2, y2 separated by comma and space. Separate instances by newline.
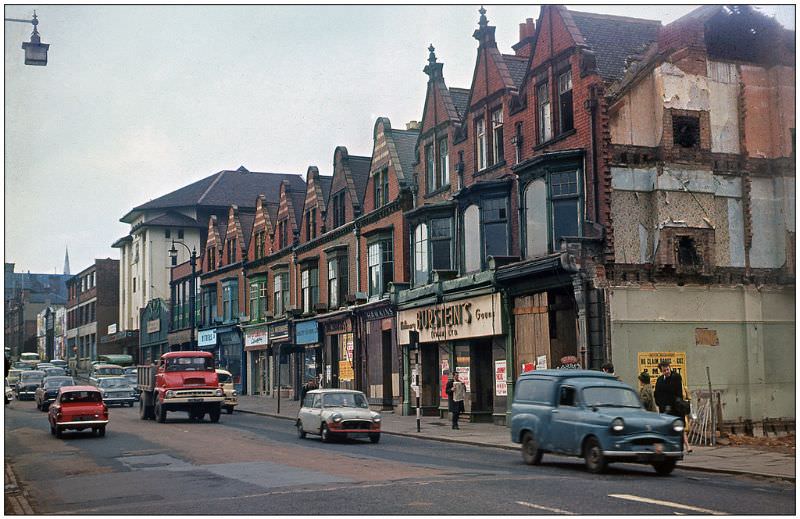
427, 44, 437, 65
473, 5, 496, 47
478, 6, 488, 28
424, 43, 444, 79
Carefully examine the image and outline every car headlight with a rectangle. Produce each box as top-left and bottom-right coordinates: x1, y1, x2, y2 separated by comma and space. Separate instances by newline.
672, 419, 685, 433
331, 413, 343, 423
131, 391, 137, 397
215, 389, 223, 397
165, 390, 175, 398
610, 417, 625, 433
371, 413, 381, 423
232, 390, 238, 396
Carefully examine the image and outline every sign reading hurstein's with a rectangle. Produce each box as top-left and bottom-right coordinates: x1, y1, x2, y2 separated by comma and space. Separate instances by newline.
397, 293, 502, 344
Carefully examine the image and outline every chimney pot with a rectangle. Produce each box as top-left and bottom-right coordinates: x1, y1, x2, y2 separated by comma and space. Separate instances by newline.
406, 121, 421, 131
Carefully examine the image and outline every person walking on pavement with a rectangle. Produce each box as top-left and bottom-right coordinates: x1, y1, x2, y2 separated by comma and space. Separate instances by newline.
446, 371, 466, 429
638, 370, 657, 412
654, 360, 692, 452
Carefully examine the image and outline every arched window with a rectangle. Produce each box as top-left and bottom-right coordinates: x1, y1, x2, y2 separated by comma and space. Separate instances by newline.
463, 205, 480, 272
413, 223, 429, 286
525, 179, 548, 258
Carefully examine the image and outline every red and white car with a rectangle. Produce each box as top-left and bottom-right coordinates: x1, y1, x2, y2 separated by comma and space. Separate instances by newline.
48, 386, 109, 438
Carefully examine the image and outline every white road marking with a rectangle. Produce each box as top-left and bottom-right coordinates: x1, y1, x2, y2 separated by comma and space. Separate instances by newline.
608, 494, 726, 515
516, 500, 576, 515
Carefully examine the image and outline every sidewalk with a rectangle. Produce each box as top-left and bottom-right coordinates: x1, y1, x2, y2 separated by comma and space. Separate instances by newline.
235, 394, 796, 482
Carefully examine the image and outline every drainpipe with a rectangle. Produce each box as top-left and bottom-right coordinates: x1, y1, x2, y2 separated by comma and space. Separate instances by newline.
501, 288, 515, 427
586, 87, 601, 224
353, 223, 361, 292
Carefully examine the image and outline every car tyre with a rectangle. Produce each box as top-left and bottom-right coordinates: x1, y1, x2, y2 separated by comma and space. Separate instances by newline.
583, 437, 607, 474
156, 402, 167, 423
55, 426, 63, 439
97, 425, 106, 437
369, 433, 380, 444
226, 406, 233, 415
521, 432, 544, 465
297, 421, 306, 439
320, 423, 332, 443
652, 459, 677, 476
50, 422, 56, 436
209, 406, 221, 423
139, 398, 148, 420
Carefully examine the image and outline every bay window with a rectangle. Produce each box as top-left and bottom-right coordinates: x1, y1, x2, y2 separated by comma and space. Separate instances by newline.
482, 197, 509, 259
430, 218, 453, 271
550, 169, 580, 249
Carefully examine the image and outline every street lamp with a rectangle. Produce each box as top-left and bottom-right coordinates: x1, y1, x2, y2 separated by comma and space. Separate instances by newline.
5, 11, 49, 66
169, 240, 197, 351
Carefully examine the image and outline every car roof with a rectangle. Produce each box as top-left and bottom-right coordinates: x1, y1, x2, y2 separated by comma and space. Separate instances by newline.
518, 369, 614, 379
22, 370, 45, 375
59, 385, 100, 393
161, 351, 214, 359
97, 376, 128, 382
44, 376, 73, 383
308, 389, 364, 395
93, 364, 123, 369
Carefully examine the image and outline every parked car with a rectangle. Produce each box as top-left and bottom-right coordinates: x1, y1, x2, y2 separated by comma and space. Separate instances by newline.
20, 353, 40, 364
48, 386, 109, 438
7, 369, 23, 387
216, 369, 238, 414
296, 389, 381, 443
5, 379, 14, 402
43, 367, 67, 379
36, 362, 54, 371
123, 367, 141, 397
95, 376, 138, 406
12, 362, 33, 371
15, 370, 45, 400
49, 359, 68, 369
35, 376, 75, 411
88, 364, 125, 385
510, 369, 685, 475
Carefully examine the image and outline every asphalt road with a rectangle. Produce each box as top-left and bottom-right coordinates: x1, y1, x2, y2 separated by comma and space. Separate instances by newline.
4, 399, 795, 515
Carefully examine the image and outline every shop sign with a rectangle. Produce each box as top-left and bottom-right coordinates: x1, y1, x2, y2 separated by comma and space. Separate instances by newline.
270, 322, 289, 342
339, 360, 354, 381
198, 329, 217, 347
637, 351, 688, 392
146, 319, 160, 334
244, 327, 268, 348
455, 366, 471, 393
397, 293, 502, 344
295, 320, 319, 345
108, 324, 117, 335
495, 360, 507, 396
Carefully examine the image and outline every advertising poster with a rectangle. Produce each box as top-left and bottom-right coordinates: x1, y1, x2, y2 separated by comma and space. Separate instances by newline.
536, 355, 548, 370
455, 366, 471, 393
495, 360, 507, 396
440, 359, 449, 399
637, 351, 689, 394
338, 360, 354, 381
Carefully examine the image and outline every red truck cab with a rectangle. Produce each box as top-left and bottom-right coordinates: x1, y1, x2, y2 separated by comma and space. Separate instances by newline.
138, 351, 225, 423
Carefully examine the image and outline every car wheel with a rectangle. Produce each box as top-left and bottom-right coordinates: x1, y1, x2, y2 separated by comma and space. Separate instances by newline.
97, 426, 106, 438
369, 433, 380, 444
50, 422, 56, 436
55, 427, 63, 439
297, 421, 307, 439
156, 403, 167, 423
521, 432, 544, 465
652, 459, 677, 476
583, 437, 607, 474
320, 423, 332, 443
128, 402, 134, 407
209, 406, 221, 423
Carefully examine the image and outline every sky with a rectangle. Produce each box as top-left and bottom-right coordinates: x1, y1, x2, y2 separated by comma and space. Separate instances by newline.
4, 3, 795, 275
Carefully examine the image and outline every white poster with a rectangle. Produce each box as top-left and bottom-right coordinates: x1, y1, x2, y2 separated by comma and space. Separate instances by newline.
495, 360, 507, 396
455, 366, 471, 393
536, 355, 548, 370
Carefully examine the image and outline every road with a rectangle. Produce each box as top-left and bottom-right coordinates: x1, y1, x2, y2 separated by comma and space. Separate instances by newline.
4, 400, 795, 515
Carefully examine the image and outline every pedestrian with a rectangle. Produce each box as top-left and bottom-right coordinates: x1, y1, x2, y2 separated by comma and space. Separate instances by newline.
638, 370, 657, 412
654, 360, 692, 452
446, 371, 466, 430
300, 377, 317, 402
601, 362, 619, 380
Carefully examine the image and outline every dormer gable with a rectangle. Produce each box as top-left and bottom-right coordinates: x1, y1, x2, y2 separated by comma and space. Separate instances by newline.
465, 7, 521, 109
326, 146, 371, 231
419, 45, 463, 136
248, 195, 274, 261
221, 205, 248, 266
274, 180, 301, 251
365, 118, 419, 213
203, 215, 222, 272
300, 166, 330, 243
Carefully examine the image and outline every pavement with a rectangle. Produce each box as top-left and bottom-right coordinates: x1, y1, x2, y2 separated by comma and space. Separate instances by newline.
234, 393, 796, 482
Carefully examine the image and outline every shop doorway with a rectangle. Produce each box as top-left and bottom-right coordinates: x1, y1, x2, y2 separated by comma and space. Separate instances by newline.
420, 342, 439, 410
470, 339, 493, 420
381, 329, 393, 409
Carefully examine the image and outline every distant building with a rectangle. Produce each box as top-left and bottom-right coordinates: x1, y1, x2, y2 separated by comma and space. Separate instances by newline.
36, 306, 66, 360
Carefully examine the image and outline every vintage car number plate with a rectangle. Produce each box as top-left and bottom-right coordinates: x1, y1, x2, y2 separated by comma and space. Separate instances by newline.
188, 398, 203, 402
77, 415, 94, 421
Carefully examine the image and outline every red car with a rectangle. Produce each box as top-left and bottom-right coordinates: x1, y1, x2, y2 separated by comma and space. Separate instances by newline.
48, 386, 109, 438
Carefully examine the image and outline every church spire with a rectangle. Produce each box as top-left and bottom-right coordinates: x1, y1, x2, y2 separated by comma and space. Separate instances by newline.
63, 246, 70, 275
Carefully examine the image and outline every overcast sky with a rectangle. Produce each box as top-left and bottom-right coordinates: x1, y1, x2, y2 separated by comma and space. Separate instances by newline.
4, 3, 794, 275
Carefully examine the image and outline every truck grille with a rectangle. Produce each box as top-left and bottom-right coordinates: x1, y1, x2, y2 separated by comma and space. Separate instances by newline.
174, 389, 216, 398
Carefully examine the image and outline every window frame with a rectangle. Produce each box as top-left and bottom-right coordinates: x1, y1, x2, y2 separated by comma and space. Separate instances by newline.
481, 196, 510, 260
327, 254, 348, 310
222, 279, 239, 323
367, 237, 394, 298
557, 69, 574, 134
476, 117, 487, 171
425, 143, 435, 194
272, 271, 289, 317
301, 265, 319, 314
438, 138, 449, 189
413, 223, 429, 286
537, 81, 552, 144
491, 107, 504, 165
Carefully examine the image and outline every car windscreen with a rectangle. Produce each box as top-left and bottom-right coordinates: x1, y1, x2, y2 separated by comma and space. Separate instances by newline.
96, 367, 124, 376
20, 372, 44, 383
61, 391, 102, 403
98, 378, 130, 388
13, 363, 33, 370
322, 393, 369, 408
44, 378, 74, 388
217, 372, 231, 383
165, 357, 213, 372
582, 386, 641, 408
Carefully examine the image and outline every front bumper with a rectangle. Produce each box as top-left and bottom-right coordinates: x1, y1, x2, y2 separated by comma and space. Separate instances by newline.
163, 396, 225, 405
103, 396, 137, 405
224, 398, 238, 407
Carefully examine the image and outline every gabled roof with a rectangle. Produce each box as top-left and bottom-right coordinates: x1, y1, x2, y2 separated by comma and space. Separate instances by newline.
288, 189, 306, 227
568, 10, 661, 82
318, 175, 333, 204
449, 87, 470, 119
348, 156, 372, 207
139, 211, 205, 229
238, 212, 256, 251
121, 167, 304, 223
392, 129, 420, 184
502, 55, 528, 88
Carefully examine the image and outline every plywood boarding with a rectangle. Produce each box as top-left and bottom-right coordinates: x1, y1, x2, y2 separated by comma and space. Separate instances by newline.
513, 293, 550, 377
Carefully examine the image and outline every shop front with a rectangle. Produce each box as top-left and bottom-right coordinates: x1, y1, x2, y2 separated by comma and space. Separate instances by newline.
294, 319, 321, 387
318, 310, 356, 391
397, 291, 505, 422
243, 323, 270, 396
198, 326, 245, 394
355, 301, 399, 410
139, 298, 169, 364
269, 320, 293, 399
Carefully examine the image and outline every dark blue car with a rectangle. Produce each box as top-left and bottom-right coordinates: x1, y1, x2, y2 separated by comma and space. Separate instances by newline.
510, 370, 684, 475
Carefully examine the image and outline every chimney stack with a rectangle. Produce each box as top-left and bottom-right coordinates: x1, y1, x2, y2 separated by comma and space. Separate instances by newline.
406, 121, 421, 131
513, 18, 536, 57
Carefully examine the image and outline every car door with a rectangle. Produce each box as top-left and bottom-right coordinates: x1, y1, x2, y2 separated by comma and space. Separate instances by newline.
548, 384, 582, 454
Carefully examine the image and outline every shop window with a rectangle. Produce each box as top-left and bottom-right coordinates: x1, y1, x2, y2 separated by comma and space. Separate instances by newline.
413, 223, 429, 286
430, 217, 453, 271
482, 197, 509, 259
673, 115, 700, 148
558, 70, 573, 134
301, 266, 319, 314
273, 272, 289, 316
491, 108, 504, 165
368, 238, 393, 297
463, 204, 481, 273
537, 82, 552, 143
524, 179, 549, 258
222, 280, 239, 323
476, 118, 487, 171
438, 138, 449, 189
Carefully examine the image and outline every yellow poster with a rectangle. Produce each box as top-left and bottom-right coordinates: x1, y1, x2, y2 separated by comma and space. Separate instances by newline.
338, 360, 354, 381
637, 351, 689, 394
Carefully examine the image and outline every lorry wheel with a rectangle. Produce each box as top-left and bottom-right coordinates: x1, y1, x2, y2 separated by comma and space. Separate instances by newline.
139, 399, 148, 420
209, 406, 221, 423
156, 403, 167, 423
